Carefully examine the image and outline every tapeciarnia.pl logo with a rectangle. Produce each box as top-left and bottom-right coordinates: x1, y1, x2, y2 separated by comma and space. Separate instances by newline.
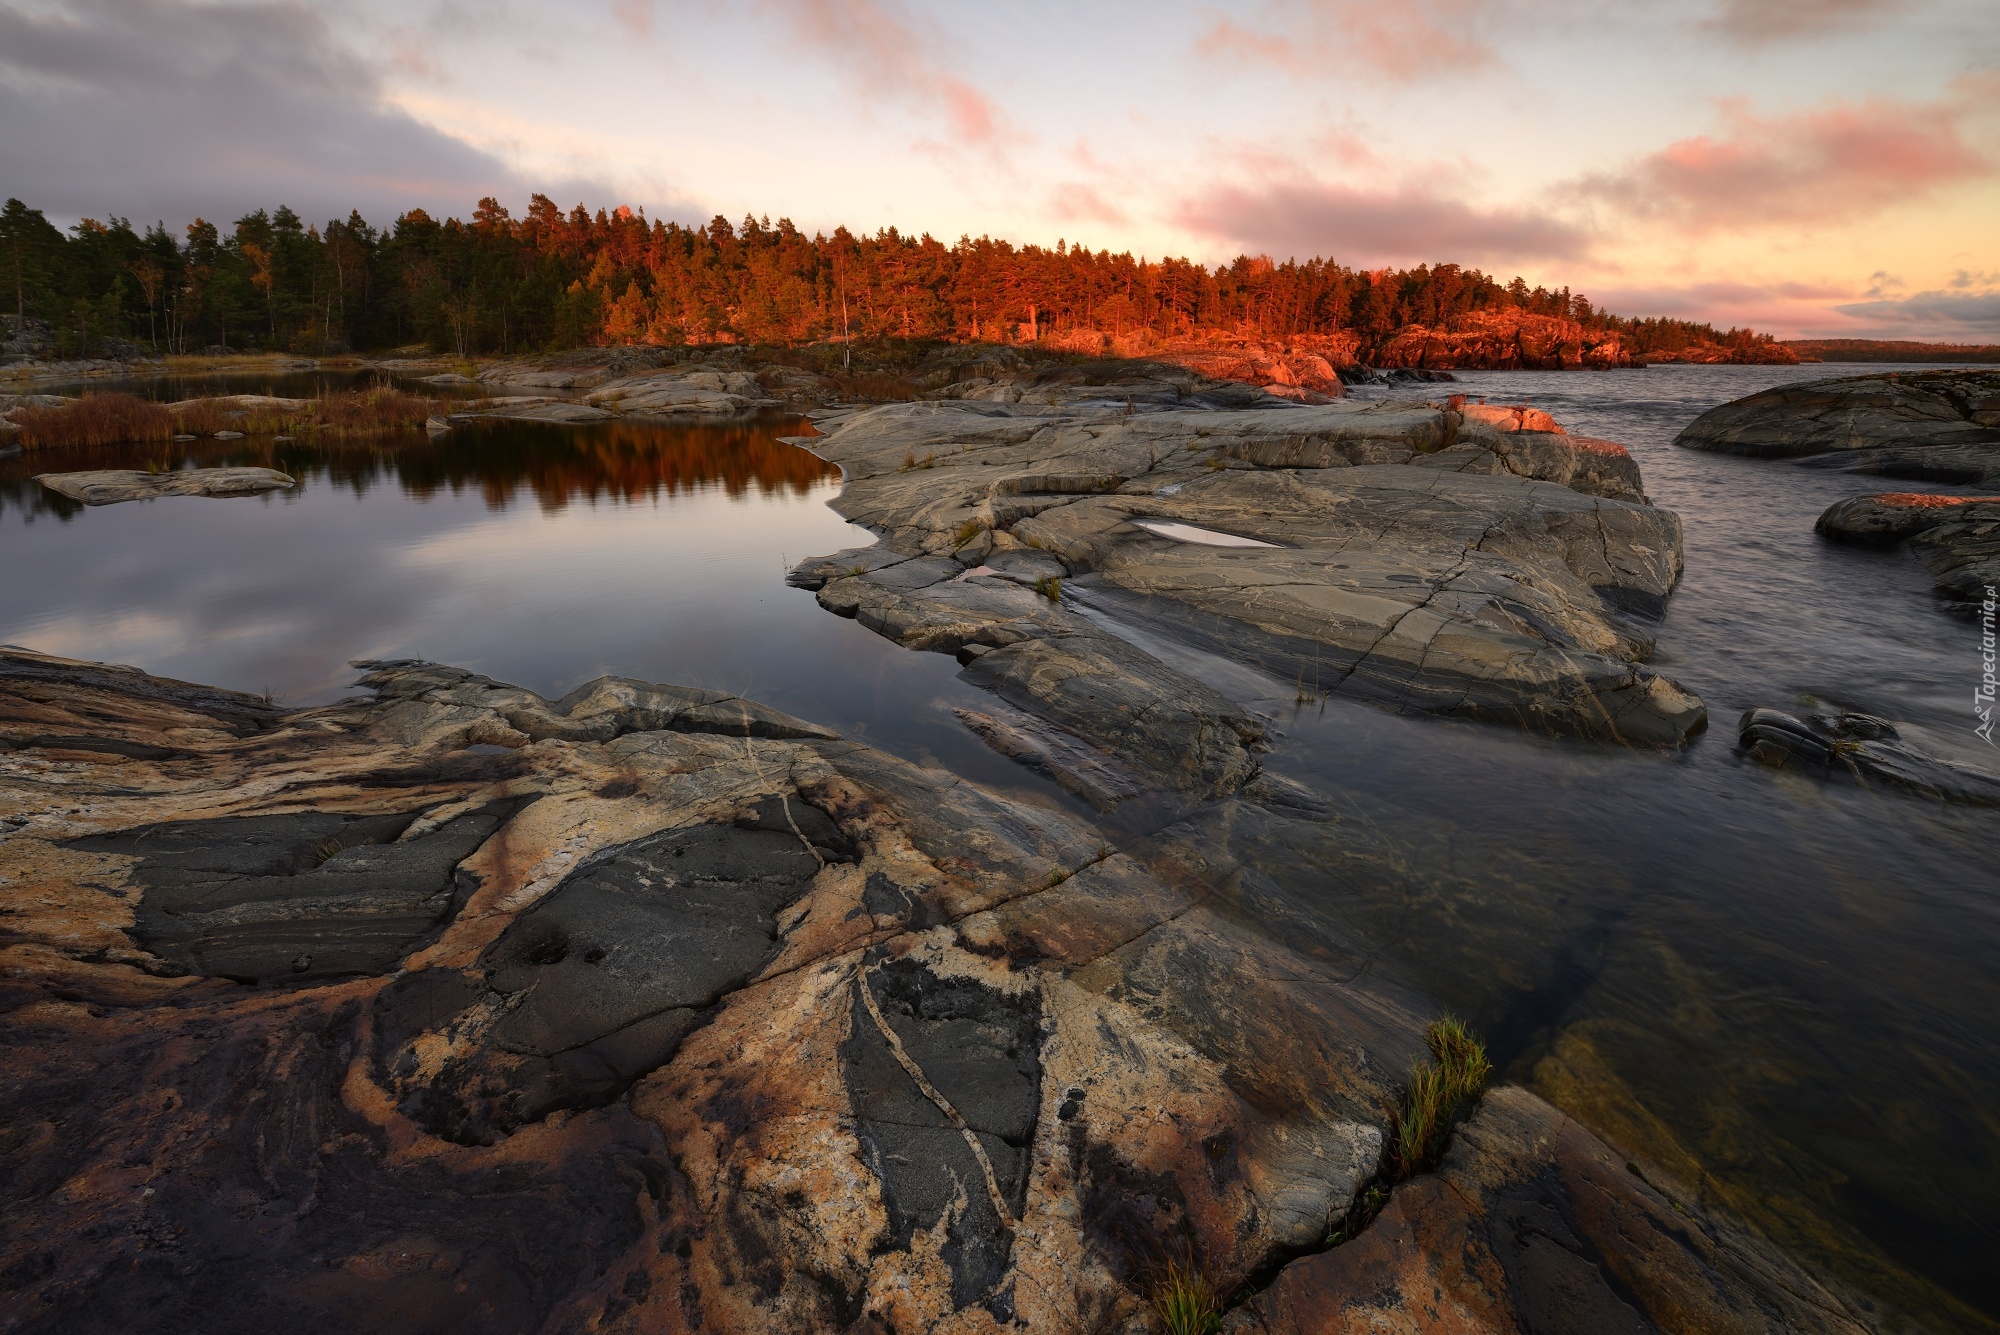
1978, 584, 1997, 745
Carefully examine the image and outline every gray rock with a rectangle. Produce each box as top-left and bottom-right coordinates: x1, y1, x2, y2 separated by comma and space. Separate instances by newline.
1676, 369, 2000, 485
797, 398, 1702, 783
449, 400, 613, 424
75, 803, 520, 982
1816, 492, 2000, 604
35, 466, 295, 505
1739, 706, 2000, 804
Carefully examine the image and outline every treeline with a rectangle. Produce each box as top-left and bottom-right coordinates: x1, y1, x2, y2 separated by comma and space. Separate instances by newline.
1783, 339, 2000, 364
0, 194, 1779, 361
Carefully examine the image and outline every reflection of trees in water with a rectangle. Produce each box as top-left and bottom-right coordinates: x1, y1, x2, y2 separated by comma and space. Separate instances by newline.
0, 415, 834, 522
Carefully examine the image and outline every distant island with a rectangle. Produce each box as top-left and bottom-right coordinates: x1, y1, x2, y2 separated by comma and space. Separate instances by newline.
6, 193, 1794, 371
1782, 338, 2000, 363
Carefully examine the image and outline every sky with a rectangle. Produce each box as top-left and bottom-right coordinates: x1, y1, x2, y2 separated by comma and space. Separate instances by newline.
1, 0, 1997, 339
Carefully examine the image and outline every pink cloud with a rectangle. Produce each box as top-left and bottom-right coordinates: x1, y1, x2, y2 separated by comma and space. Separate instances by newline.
1704, 0, 1913, 40
1588, 280, 1860, 335
751, 0, 1006, 145
1048, 182, 1131, 228
1177, 179, 1588, 266
1581, 82, 1996, 229
1199, 0, 1495, 83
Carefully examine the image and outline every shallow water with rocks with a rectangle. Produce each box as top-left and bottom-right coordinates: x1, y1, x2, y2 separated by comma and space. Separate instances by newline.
4, 361, 1996, 1328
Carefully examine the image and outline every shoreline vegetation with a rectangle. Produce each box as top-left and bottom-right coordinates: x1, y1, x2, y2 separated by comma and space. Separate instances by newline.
3, 192, 1800, 373
8, 387, 441, 450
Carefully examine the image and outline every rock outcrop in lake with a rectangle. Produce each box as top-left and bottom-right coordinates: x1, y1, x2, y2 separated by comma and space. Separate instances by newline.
789, 393, 1704, 790
34, 466, 295, 504
0, 647, 1873, 1333
1676, 369, 2000, 486
1816, 492, 2000, 606
1738, 706, 2000, 805
476, 357, 794, 415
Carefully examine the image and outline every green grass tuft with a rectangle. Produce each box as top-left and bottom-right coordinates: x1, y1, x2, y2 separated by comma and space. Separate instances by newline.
1386, 1013, 1492, 1180
1033, 575, 1063, 601
1149, 1254, 1222, 1335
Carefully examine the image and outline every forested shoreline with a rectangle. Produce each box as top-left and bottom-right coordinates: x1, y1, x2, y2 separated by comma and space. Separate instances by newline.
2, 193, 1788, 364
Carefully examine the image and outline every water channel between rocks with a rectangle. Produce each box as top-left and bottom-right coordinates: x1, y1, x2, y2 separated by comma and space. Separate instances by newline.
3, 362, 1996, 1329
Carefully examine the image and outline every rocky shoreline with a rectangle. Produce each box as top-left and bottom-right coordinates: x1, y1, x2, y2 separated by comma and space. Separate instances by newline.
787, 376, 1706, 783
1677, 370, 2000, 615
0, 647, 1875, 1332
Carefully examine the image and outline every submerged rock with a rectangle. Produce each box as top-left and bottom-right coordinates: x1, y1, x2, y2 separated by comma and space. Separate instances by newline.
1738, 706, 2000, 804
1816, 492, 2000, 605
0, 648, 1860, 1332
34, 466, 295, 505
793, 397, 1703, 788
1676, 369, 2000, 486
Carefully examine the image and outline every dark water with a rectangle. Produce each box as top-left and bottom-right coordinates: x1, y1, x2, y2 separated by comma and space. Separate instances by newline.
1266, 364, 1997, 1330
0, 413, 1090, 811
4, 364, 1996, 1329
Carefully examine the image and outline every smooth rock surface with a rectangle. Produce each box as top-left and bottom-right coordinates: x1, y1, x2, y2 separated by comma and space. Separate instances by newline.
34, 466, 296, 505
584, 367, 780, 415
0, 648, 1850, 1333
792, 398, 1703, 782
1230, 1087, 1878, 1335
1676, 369, 2000, 485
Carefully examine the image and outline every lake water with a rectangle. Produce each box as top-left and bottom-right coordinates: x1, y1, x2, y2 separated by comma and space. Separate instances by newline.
4, 363, 1996, 1330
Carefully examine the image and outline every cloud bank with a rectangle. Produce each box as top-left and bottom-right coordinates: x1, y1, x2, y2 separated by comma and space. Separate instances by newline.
0, 0, 574, 228
1579, 82, 1995, 230
1177, 179, 1589, 267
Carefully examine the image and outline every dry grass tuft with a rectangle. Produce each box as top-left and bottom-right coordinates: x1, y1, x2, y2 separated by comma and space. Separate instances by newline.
13, 393, 172, 449
11, 387, 442, 451
307, 388, 439, 434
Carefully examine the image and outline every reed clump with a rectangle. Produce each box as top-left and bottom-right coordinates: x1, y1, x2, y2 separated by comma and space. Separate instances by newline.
13, 393, 173, 449
1387, 1013, 1493, 1180
305, 388, 440, 435
10, 388, 441, 451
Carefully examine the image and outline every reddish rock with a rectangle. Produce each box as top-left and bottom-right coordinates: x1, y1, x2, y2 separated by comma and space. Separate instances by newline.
1231, 1088, 1878, 1335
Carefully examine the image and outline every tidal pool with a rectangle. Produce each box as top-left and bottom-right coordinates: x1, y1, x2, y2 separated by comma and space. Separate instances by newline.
4, 363, 1996, 1329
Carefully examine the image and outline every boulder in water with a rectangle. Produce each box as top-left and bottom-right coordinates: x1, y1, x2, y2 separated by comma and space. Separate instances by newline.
35, 466, 295, 505
1816, 492, 2000, 605
1676, 369, 2000, 486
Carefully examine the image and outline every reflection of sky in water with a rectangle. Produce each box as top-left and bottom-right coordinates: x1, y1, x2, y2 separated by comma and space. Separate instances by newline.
0, 416, 1067, 795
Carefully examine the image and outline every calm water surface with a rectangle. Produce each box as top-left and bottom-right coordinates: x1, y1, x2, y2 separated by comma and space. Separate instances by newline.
4, 363, 1996, 1329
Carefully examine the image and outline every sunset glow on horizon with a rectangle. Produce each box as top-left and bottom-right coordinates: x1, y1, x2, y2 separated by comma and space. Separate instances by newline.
2, 0, 1996, 340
